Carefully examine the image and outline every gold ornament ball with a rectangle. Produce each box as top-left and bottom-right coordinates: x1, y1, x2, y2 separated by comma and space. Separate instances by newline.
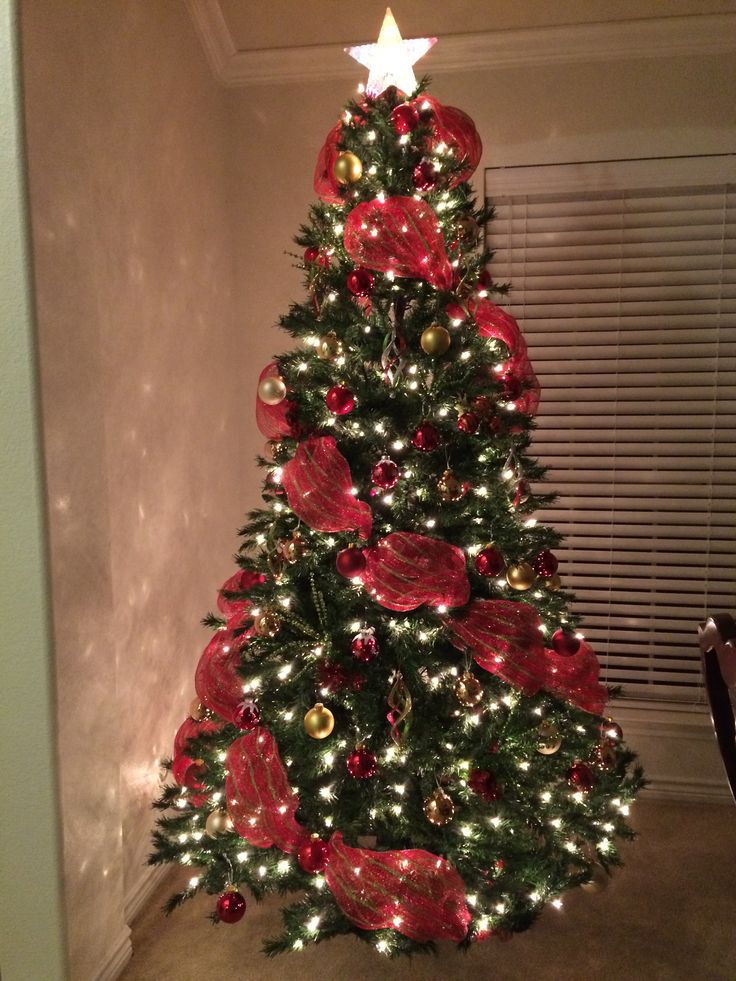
423, 788, 455, 826
581, 865, 609, 893
506, 561, 535, 591
546, 573, 562, 592
333, 151, 363, 185
304, 702, 335, 740
437, 470, 465, 502
317, 332, 344, 361
420, 324, 452, 357
189, 698, 205, 721
258, 375, 287, 405
205, 809, 233, 838
536, 721, 562, 755
254, 610, 282, 637
454, 670, 484, 707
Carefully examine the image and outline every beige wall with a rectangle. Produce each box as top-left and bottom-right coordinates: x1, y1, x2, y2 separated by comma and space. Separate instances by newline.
21, 1, 243, 977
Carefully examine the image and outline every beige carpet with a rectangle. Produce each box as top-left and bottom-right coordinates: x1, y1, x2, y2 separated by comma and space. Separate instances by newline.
121, 799, 736, 981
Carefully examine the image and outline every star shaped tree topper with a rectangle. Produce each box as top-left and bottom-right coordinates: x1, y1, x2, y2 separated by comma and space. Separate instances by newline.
346, 7, 437, 98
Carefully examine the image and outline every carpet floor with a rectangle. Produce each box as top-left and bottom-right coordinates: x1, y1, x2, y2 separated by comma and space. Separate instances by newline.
120, 798, 736, 981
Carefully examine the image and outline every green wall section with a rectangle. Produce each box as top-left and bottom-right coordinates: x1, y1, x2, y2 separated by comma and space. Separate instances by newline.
0, 2, 68, 978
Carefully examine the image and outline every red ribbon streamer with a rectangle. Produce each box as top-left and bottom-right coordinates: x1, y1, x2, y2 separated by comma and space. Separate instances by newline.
281, 436, 373, 540
313, 121, 344, 205
362, 532, 470, 612
326, 833, 471, 942
344, 196, 453, 291
423, 96, 483, 186
195, 623, 253, 725
225, 728, 305, 852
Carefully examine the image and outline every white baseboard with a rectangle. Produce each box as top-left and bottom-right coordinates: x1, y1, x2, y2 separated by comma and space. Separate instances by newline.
613, 699, 731, 803
124, 864, 169, 925
93, 927, 131, 981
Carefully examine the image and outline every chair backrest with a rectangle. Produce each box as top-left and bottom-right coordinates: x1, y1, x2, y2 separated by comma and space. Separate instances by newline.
699, 613, 736, 806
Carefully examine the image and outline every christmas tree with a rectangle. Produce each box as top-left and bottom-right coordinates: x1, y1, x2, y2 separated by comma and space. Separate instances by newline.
150, 9, 643, 957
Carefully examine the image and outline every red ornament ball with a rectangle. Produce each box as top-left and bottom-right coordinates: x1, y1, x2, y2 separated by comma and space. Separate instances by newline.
390, 102, 420, 135
346, 266, 375, 297
351, 629, 379, 663
446, 301, 468, 324
346, 746, 377, 779
458, 411, 480, 434
336, 546, 366, 579
502, 374, 523, 400
475, 545, 505, 577
551, 628, 581, 657
411, 421, 440, 452
567, 762, 595, 793
235, 699, 260, 730
317, 661, 349, 693
469, 769, 501, 803
413, 161, 438, 192
304, 246, 320, 264
371, 458, 399, 489
601, 721, 624, 742
325, 385, 355, 415
533, 550, 559, 577
297, 836, 330, 874
216, 889, 247, 924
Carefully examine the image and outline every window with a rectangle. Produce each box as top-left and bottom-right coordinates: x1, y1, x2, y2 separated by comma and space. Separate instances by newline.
486, 156, 736, 701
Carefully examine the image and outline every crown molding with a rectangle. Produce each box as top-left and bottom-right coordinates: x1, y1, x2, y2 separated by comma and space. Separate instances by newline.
186, 5, 736, 88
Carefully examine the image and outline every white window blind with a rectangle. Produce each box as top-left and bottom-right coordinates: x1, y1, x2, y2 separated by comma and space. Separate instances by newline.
485, 156, 736, 701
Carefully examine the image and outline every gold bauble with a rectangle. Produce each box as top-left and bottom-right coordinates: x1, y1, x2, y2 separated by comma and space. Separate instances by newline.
205, 809, 233, 838
333, 151, 363, 185
546, 573, 562, 592
304, 702, 335, 740
506, 561, 535, 591
423, 788, 455, 826
258, 375, 287, 405
536, 721, 562, 755
437, 469, 465, 502
420, 324, 451, 357
581, 865, 609, 893
189, 698, 205, 721
317, 332, 343, 361
254, 610, 282, 637
453, 670, 484, 707
277, 532, 307, 565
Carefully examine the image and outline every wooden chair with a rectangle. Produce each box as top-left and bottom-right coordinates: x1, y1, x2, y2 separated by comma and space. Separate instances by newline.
699, 613, 736, 805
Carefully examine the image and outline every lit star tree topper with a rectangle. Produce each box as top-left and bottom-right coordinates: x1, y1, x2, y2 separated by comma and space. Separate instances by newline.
346, 7, 437, 98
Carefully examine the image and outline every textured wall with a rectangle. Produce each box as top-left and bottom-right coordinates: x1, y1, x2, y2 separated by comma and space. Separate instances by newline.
21, 2, 245, 977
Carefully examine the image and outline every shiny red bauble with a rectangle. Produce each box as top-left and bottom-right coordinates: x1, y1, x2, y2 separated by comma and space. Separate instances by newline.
346, 266, 375, 297
502, 374, 523, 400
551, 628, 581, 657
346, 746, 377, 779
297, 836, 330, 874
325, 385, 355, 415
216, 889, 247, 923
475, 545, 505, 577
446, 301, 468, 323
371, 458, 399, 489
411, 421, 440, 452
601, 721, 624, 742
390, 102, 420, 135
458, 411, 480, 434
235, 699, 260, 730
304, 246, 320, 264
413, 161, 438, 192
567, 762, 595, 793
533, 550, 559, 577
469, 769, 501, 803
351, 629, 379, 663
335, 546, 366, 579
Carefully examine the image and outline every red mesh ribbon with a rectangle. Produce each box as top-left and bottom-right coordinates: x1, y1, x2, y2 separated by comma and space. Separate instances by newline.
447, 601, 607, 713
447, 599, 547, 692
314, 121, 343, 205
171, 754, 206, 790
507, 351, 541, 416
544, 640, 608, 715
195, 624, 253, 725
325, 833, 471, 942
256, 363, 298, 440
225, 728, 305, 852
173, 716, 222, 760
281, 436, 373, 540
424, 97, 482, 186
217, 569, 266, 618
344, 196, 453, 291
362, 532, 470, 611
469, 299, 541, 416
